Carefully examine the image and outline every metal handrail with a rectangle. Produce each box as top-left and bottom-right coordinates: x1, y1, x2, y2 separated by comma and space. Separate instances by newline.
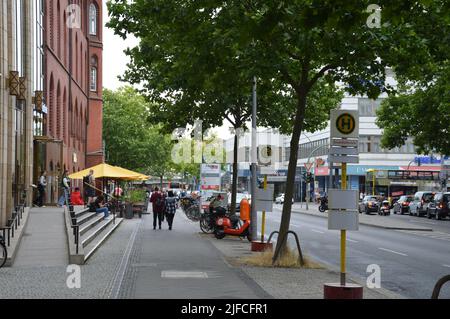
431, 275, 450, 299
67, 194, 80, 254
268, 230, 305, 266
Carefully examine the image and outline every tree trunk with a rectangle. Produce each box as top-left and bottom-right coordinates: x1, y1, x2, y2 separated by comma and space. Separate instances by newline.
230, 133, 239, 214
275, 90, 308, 257
160, 175, 163, 189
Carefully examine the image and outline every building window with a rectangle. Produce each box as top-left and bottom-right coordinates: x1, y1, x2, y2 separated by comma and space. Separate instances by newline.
358, 98, 384, 117
89, 3, 97, 35
90, 55, 98, 92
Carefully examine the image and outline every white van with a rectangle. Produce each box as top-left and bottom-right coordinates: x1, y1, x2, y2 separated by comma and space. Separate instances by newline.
409, 191, 434, 217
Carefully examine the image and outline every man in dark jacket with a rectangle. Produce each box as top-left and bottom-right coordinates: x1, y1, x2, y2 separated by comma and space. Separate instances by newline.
150, 187, 165, 230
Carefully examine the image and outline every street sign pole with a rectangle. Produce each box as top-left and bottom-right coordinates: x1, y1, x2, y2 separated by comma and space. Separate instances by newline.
341, 162, 347, 286
251, 76, 258, 242
324, 110, 362, 299
261, 175, 267, 243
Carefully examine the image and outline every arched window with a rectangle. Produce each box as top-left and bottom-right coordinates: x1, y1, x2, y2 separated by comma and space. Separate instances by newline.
90, 55, 98, 92
89, 3, 97, 36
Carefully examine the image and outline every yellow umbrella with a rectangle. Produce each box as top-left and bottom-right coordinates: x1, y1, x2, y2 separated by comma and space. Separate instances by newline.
68, 163, 143, 180
112, 166, 149, 181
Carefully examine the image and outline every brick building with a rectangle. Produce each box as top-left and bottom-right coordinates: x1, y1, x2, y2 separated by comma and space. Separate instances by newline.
0, 0, 35, 226
33, 0, 104, 204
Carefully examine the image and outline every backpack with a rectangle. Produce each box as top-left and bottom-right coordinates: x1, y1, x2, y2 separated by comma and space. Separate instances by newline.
83, 175, 90, 187
155, 193, 165, 210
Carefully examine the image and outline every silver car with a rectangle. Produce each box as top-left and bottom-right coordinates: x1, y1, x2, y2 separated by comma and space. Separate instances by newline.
409, 191, 434, 217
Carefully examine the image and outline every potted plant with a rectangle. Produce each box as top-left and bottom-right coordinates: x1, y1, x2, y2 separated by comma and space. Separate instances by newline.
124, 189, 146, 219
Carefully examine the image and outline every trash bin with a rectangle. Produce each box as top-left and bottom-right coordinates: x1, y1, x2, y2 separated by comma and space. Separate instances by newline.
125, 203, 134, 219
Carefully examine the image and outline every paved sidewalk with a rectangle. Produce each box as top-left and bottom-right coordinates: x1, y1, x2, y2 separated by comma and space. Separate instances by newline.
115, 212, 271, 299
13, 207, 68, 267
206, 234, 404, 299
287, 203, 432, 231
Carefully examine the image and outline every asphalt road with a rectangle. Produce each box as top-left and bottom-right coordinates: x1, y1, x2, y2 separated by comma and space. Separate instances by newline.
260, 205, 450, 299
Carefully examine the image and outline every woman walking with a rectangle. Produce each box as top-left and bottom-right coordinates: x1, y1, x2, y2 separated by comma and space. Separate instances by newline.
165, 190, 178, 230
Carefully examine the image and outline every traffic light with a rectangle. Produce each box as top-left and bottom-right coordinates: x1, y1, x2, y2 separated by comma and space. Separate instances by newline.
301, 171, 307, 181
306, 172, 314, 183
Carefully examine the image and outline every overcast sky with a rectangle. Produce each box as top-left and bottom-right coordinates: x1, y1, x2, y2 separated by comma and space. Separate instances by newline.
102, 3, 233, 139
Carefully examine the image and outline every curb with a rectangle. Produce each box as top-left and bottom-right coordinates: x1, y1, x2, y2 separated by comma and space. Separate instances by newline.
292, 209, 433, 232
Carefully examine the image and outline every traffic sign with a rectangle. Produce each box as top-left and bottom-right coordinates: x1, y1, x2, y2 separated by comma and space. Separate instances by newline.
328, 189, 358, 210
331, 138, 359, 147
328, 211, 359, 231
328, 154, 359, 164
255, 184, 274, 212
329, 146, 359, 156
330, 110, 359, 139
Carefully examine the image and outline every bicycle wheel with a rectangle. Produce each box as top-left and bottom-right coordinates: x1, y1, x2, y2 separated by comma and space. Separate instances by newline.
0, 243, 7, 268
200, 215, 214, 234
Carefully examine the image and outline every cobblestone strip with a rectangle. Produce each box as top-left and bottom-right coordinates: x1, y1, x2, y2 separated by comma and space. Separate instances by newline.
108, 219, 142, 299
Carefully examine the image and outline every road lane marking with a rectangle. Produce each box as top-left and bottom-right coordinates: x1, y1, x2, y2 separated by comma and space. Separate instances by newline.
443, 264, 450, 268
347, 238, 359, 243
310, 229, 325, 234
378, 247, 408, 256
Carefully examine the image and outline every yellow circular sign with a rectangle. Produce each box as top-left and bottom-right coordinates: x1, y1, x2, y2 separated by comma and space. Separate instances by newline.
336, 113, 356, 135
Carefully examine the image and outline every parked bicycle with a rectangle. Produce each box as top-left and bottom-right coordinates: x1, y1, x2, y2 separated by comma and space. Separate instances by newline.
180, 196, 202, 221
0, 234, 7, 268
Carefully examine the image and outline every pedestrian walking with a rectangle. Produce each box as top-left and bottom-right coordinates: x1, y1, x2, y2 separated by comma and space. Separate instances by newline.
165, 190, 178, 230
34, 170, 47, 207
150, 187, 165, 230
57, 170, 70, 207
84, 169, 96, 205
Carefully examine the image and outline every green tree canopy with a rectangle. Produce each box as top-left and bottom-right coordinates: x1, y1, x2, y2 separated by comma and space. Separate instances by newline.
107, 0, 449, 255
103, 86, 174, 183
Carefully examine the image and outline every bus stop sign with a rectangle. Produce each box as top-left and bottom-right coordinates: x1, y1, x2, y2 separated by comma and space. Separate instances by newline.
330, 110, 359, 139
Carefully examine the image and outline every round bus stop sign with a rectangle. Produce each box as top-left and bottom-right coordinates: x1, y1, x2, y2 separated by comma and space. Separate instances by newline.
336, 113, 356, 135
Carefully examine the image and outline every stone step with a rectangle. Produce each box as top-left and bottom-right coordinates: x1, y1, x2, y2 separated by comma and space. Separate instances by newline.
79, 214, 104, 236
74, 207, 90, 218
81, 217, 115, 248
84, 218, 123, 262
77, 212, 97, 226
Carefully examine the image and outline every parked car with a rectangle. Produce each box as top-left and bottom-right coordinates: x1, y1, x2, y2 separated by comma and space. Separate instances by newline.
426, 192, 450, 220
275, 193, 294, 204
409, 191, 434, 217
358, 195, 382, 214
393, 195, 414, 214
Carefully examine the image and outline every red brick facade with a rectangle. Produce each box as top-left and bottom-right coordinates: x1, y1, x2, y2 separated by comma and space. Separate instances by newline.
42, 0, 103, 196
